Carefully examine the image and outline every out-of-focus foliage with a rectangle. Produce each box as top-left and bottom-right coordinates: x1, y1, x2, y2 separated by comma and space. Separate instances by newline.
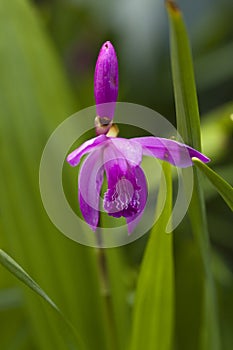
0, 0, 232, 350
130, 162, 174, 350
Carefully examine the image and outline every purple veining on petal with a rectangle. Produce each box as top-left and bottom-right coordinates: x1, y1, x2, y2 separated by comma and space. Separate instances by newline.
104, 165, 141, 218
78, 148, 104, 231
103, 144, 145, 222
133, 137, 210, 168
126, 166, 148, 235
67, 134, 107, 167
103, 140, 129, 177
94, 41, 118, 121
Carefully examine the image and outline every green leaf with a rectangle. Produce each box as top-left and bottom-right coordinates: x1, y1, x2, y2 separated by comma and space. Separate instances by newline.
166, 1, 221, 349
0, 1, 109, 350
173, 233, 204, 350
166, 0, 201, 149
188, 173, 221, 350
193, 158, 233, 211
0, 249, 84, 350
130, 162, 174, 350
105, 248, 131, 350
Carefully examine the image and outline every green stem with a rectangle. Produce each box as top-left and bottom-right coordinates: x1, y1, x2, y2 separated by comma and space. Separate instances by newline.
96, 229, 118, 350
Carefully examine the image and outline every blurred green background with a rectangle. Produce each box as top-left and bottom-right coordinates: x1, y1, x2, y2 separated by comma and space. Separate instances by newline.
0, 0, 232, 349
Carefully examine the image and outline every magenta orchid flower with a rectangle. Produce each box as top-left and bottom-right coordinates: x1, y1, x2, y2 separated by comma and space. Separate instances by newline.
67, 41, 210, 234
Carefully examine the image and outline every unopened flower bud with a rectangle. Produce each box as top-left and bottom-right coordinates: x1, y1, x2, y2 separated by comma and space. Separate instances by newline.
94, 41, 118, 134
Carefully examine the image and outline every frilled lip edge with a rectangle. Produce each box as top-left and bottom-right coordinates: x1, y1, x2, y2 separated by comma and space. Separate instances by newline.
76, 138, 147, 234
102, 143, 148, 234
67, 134, 210, 233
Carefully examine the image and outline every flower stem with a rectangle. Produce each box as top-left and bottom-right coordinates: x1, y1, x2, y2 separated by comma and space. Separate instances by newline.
96, 229, 118, 350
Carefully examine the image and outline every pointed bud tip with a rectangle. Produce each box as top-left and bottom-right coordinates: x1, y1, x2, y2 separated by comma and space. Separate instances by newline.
101, 41, 115, 53
165, 0, 180, 15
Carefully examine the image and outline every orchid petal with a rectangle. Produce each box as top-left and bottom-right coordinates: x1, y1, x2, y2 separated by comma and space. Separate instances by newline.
126, 166, 148, 235
67, 134, 107, 167
109, 138, 143, 166
78, 149, 104, 231
133, 137, 210, 168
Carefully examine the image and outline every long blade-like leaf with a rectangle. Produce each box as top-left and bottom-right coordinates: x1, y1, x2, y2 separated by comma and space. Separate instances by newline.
0, 249, 84, 350
0, 2, 109, 349
130, 162, 174, 350
166, 0, 201, 149
105, 248, 131, 350
166, 1, 221, 349
193, 158, 233, 211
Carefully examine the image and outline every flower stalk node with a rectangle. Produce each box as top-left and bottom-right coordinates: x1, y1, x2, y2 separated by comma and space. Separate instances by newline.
95, 116, 113, 135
